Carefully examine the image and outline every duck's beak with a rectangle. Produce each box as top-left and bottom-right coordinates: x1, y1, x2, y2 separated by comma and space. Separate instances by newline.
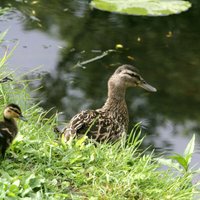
19, 115, 28, 122
139, 82, 157, 92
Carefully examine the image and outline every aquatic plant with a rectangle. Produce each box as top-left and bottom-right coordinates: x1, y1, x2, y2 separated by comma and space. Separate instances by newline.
90, 0, 192, 16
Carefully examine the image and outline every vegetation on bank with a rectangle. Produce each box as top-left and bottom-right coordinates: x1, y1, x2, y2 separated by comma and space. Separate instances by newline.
0, 33, 200, 199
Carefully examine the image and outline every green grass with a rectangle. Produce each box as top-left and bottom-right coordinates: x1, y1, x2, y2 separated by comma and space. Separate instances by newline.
0, 33, 199, 199
0, 7, 10, 16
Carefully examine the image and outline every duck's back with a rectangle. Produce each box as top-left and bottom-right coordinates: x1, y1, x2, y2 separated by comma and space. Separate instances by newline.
63, 109, 127, 142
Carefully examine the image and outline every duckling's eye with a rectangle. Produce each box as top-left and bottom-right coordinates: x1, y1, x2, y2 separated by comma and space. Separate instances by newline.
10, 108, 21, 115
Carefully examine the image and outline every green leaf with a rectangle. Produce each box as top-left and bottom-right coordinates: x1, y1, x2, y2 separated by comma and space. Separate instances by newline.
29, 177, 45, 190
184, 134, 195, 164
7, 192, 16, 197
90, 0, 192, 16
9, 184, 19, 194
170, 154, 188, 172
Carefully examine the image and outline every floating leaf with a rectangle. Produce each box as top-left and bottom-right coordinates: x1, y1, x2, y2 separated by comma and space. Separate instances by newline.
90, 0, 192, 16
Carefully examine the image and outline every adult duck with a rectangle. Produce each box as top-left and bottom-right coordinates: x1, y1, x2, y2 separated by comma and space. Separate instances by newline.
61, 64, 156, 142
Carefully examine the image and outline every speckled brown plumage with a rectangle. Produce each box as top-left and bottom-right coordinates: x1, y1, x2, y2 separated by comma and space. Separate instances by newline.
0, 104, 27, 159
62, 64, 157, 142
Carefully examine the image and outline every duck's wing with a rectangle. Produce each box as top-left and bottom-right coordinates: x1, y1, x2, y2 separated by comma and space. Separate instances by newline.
62, 110, 100, 140
0, 124, 13, 158
62, 109, 124, 142
0, 128, 13, 143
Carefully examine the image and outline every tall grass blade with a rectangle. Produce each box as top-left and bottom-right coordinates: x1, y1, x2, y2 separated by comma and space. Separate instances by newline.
0, 30, 8, 43
184, 134, 195, 164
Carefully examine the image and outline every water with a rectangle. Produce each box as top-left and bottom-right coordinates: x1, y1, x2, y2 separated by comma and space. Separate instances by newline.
0, 0, 200, 171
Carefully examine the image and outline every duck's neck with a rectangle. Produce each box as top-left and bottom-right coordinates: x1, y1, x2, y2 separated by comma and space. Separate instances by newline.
102, 83, 128, 115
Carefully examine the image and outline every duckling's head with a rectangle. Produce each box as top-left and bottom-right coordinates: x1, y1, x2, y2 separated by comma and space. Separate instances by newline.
3, 104, 27, 121
109, 64, 157, 92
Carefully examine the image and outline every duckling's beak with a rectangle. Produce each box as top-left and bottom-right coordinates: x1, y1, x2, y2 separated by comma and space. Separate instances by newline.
19, 115, 28, 122
139, 81, 157, 92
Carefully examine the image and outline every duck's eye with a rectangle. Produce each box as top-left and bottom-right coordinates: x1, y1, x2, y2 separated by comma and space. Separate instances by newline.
126, 72, 140, 79
128, 73, 135, 77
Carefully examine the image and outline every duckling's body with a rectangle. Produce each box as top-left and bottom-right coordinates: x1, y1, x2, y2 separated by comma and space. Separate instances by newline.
62, 64, 156, 142
0, 104, 26, 159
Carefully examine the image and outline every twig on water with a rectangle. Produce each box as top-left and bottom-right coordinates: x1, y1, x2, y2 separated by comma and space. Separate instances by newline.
73, 49, 116, 68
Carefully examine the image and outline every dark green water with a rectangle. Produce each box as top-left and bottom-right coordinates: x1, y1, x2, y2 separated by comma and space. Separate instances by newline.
0, 0, 200, 167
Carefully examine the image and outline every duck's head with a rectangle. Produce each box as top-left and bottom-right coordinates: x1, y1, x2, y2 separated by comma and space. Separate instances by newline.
109, 64, 157, 92
3, 104, 27, 121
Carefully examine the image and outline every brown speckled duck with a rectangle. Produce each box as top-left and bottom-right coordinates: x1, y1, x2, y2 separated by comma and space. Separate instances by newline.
0, 104, 27, 159
61, 64, 156, 142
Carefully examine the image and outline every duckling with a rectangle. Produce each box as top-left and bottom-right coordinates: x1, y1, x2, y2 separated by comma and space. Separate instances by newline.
61, 64, 157, 142
0, 104, 27, 159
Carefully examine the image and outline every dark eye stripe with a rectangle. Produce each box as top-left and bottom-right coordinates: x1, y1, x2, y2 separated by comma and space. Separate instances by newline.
10, 107, 21, 115
126, 73, 141, 80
